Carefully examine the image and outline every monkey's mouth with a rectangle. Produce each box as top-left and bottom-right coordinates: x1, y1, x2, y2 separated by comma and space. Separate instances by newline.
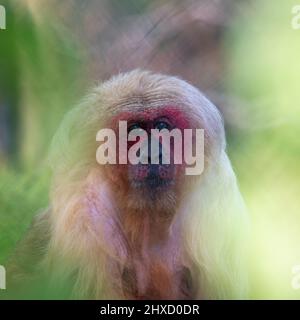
132, 176, 174, 189
129, 164, 175, 190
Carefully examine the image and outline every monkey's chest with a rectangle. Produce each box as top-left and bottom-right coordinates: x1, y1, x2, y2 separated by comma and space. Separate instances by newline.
94, 207, 196, 298
121, 262, 194, 299
118, 246, 196, 300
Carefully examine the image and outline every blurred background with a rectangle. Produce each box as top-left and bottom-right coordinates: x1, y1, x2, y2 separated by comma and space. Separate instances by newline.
0, 0, 299, 299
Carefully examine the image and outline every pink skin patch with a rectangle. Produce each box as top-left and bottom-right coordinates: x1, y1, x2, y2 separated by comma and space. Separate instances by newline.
158, 165, 173, 179
133, 165, 149, 180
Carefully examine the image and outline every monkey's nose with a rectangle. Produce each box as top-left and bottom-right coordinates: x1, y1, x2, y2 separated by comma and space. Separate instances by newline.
147, 140, 164, 165
148, 164, 159, 178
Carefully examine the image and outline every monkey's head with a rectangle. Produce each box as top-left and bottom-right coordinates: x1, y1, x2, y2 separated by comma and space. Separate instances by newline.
95, 70, 225, 214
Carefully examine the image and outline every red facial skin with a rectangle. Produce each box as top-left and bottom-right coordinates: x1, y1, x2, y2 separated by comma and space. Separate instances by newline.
107, 106, 190, 185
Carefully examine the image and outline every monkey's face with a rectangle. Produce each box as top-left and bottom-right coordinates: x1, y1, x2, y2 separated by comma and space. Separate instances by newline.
105, 106, 192, 211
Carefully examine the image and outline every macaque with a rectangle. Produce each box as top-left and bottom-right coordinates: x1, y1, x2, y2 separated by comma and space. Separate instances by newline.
6, 70, 248, 299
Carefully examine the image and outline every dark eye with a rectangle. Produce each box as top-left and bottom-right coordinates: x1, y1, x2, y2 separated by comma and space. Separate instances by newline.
128, 123, 142, 132
154, 121, 170, 131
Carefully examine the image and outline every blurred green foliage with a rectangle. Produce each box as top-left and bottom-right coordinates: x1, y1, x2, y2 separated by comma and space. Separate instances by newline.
0, 1, 84, 267
0, 0, 84, 168
225, 0, 300, 299
0, 169, 49, 262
